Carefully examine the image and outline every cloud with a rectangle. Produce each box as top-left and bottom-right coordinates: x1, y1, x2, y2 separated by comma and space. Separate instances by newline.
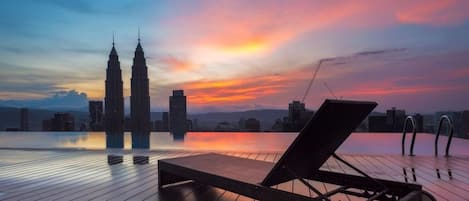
354, 48, 407, 57
0, 90, 88, 109
166, 1, 469, 60
159, 55, 197, 72
183, 74, 291, 105
395, 0, 469, 26
0, 62, 103, 99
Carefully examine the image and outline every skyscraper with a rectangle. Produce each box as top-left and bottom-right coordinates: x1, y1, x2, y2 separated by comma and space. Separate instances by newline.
20, 108, 29, 131
169, 90, 187, 137
89, 101, 104, 131
104, 37, 124, 148
130, 33, 151, 148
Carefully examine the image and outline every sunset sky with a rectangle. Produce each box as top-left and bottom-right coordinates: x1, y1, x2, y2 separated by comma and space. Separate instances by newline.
1, 0, 469, 113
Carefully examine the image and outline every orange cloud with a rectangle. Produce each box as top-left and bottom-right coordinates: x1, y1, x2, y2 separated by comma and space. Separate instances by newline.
342, 82, 463, 97
396, 0, 469, 25
168, 0, 469, 59
183, 74, 294, 105
169, 1, 371, 57
160, 56, 197, 72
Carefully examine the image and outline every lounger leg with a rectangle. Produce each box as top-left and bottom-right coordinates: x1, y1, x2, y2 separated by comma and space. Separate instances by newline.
158, 169, 191, 189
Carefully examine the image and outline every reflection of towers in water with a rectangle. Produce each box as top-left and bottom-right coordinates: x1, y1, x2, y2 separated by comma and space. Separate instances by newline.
169, 90, 187, 140
20, 108, 29, 131
130, 33, 151, 149
104, 38, 124, 148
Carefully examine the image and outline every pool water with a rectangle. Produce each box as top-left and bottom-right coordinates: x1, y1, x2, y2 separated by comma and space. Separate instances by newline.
0, 132, 468, 155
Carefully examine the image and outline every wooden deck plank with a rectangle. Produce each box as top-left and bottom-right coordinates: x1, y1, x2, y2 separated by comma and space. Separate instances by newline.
372, 155, 454, 201
6, 155, 135, 201
96, 152, 197, 201
0, 154, 108, 200
374, 155, 449, 201
39, 154, 165, 201
0, 149, 468, 201
382, 155, 469, 200
69, 152, 188, 201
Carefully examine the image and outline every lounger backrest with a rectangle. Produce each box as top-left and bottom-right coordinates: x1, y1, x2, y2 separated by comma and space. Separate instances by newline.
261, 99, 377, 186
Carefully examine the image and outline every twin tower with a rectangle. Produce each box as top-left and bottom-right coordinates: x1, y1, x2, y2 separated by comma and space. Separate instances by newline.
105, 36, 150, 149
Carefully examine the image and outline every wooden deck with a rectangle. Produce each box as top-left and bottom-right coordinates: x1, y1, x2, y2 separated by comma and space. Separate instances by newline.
0, 149, 468, 201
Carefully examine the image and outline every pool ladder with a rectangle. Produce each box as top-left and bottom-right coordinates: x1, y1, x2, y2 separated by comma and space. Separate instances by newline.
401, 115, 454, 157
401, 116, 417, 156
434, 115, 454, 157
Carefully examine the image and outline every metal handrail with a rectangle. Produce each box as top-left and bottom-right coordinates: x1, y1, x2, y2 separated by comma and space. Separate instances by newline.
434, 115, 454, 157
401, 116, 417, 156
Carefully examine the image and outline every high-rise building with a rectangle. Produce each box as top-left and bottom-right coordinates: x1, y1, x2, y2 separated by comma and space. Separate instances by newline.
414, 113, 424, 132
104, 37, 124, 148
89, 101, 104, 131
386, 107, 406, 132
20, 108, 29, 131
462, 111, 469, 138
368, 115, 388, 132
289, 101, 305, 123
162, 112, 169, 131
244, 118, 261, 132
42, 113, 75, 131
282, 100, 313, 131
104, 38, 124, 132
169, 90, 187, 136
130, 33, 151, 148
435, 111, 467, 139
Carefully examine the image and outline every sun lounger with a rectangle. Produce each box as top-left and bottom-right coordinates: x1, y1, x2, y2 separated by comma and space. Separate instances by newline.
158, 99, 432, 201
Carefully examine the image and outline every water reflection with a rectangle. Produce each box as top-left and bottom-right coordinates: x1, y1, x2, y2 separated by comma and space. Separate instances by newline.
133, 156, 149, 164
107, 155, 123, 165
172, 131, 186, 141
106, 132, 124, 165
402, 167, 454, 182
132, 132, 150, 149
106, 132, 124, 148
2, 132, 469, 155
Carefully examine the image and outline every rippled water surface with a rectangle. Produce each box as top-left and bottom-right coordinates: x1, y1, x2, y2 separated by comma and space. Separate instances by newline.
0, 132, 468, 155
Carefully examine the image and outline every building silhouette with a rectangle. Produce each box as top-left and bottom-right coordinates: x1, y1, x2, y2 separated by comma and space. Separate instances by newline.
386, 107, 406, 132
280, 101, 313, 132
463, 111, 469, 138
368, 107, 407, 132
169, 90, 187, 137
162, 112, 169, 131
89, 101, 104, 131
244, 118, 261, 132
414, 113, 424, 132
435, 111, 469, 139
42, 113, 75, 131
20, 108, 29, 131
368, 115, 388, 132
130, 34, 151, 148
154, 112, 170, 132
124, 116, 132, 131
104, 38, 124, 148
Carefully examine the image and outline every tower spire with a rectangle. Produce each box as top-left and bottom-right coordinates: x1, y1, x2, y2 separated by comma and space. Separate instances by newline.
112, 31, 115, 47
138, 26, 141, 43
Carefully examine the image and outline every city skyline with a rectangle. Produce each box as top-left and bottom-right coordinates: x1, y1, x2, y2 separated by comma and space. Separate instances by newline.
1, 1, 469, 113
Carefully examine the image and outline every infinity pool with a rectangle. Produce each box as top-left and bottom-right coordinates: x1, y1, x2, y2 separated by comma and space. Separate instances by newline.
0, 132, 468, 155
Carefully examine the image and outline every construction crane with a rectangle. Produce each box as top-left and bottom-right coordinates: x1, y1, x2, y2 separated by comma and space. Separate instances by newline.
301, 58, 333, 102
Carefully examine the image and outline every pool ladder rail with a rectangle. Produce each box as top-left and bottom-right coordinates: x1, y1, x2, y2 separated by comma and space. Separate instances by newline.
401, 115, 454, 157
